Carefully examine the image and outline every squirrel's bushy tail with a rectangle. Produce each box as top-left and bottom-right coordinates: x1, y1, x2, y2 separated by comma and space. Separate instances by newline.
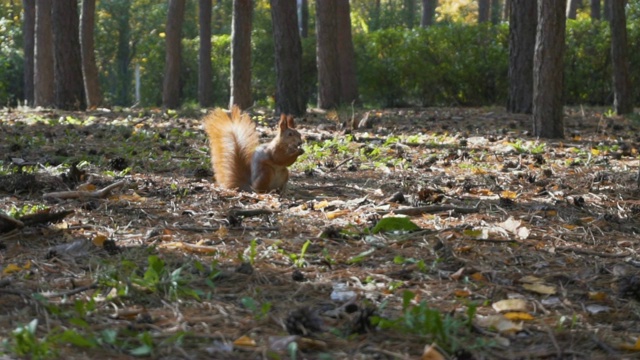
203, 106, 259, 190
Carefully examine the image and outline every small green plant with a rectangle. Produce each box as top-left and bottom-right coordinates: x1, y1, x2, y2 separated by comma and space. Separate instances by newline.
6, 319, 56, 359
243, 239, 258, 265
241, 297, 272, 321
8, 204, 48, 218
130, 255, 201, 301
289, 240, 311, 268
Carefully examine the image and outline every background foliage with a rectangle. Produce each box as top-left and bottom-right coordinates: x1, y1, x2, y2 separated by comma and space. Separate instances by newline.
1, 0, 640, 109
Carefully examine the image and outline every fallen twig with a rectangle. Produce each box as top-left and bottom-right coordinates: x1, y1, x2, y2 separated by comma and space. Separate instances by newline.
43, 180, 126, 200
377, 204, 480, 216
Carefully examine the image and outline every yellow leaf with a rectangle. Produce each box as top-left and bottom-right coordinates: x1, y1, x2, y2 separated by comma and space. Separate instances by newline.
3, 264, 22, 275
454, 289, 471, 298
590, 148, 600, 156
422, 343, 446, 360
472, 167, 487, 175
588, 292, 607, 302
313, 200, 329, 210
326, 209, 349, 220
523, 282, 556, 295
620, 337, 640, 351
23, 260, 31, 270
503, 312, 534, 321
500, 190, 518, 199
233, 335, 257, 347
93, 234, 108, 247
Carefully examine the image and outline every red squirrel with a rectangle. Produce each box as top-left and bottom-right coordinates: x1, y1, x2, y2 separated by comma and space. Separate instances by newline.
203, 106, 304, 193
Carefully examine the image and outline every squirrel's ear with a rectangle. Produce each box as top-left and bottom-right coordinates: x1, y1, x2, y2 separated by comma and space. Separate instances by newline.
278, 113, 288, 130
286, 115, 296, 129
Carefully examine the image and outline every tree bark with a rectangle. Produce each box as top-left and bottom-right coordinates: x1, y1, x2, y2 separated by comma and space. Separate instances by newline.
162, 0, 186, 109
490, 0, 502, 24
116, 4, 131, 106
421, 0, 437, 27
590, 0, 600, 20
230, 0, 253, 109
507, 0, 536, 114
80, 0, 101, 108
609, 0, 632, 114
52, 0, 86, 110
22, 0, 35, 106
316, 0, 341, 109
270, 0, 305, 116
298, 0, 309, 38
34, 0, 54, 108
337, 0, 358, 105
478, 0, 490, 23
603, 0, 610, 20
404, 0, 416, 28
199, 0, 213, 107
566, 0, 581, 19
533, 0, 566, 138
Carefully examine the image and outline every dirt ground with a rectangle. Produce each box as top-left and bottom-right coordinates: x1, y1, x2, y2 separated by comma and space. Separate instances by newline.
1, 106, 640, 359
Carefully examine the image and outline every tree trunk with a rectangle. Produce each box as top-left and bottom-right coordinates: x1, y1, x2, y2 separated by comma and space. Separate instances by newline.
337, 0, 358, 105
609, 0, 632, 114
478, 0, 490, 23
371, 0, 381, 31
52, 0, 86, 110
162, 0, 186, 109
34, 0, 55, 107
316, 0, 340, 109
603, 0, 610, 20
533, 0, 566, 138
22, 0, 35, 106
230, 0, 252, 109
404, 0, 416, 28
80, 0, 101, 108
507, 0, 536, 114
490, 0, 502, 24
421, 0, 437, 27
199, 0, 213, 107
115, 4, 131, 106
566, 0, 581, 19
298, 0, 309, 38
270, 0, 305, 116
503, 0, 511, 20
590, 0, 600, 20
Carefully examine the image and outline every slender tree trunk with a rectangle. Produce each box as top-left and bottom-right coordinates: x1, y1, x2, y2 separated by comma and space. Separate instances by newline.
199, 0, 213, 107
270, 0, 305, 116
316, 0, 340, 109
115, 4, 131, 106
52, 0, 86, 110
162, 0, 186, 109
478, 0, 490, 23
80, 0, 101, 108
230, 0, 252, 109
22, 0, 35, 106
603, 0, 610, 20
371, 0, 381, 31
590, 0, 600, 20
404, 0, 416, 28
298, 0, 309, 37
490, 0, 502, 24
421, 0, 437, 27
337, 0, 358, 105
503, 0, 511, 20
609, 0, 632, 114
566, 0, 581, 19
507, 0, 536, 114
34, 0, 54, 107
533, 0, 566, 138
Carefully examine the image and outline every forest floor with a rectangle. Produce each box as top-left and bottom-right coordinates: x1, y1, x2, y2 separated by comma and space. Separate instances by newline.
1, 106, 640, 359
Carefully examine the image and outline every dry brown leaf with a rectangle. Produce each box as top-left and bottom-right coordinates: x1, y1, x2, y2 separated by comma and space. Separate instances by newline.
522, 283, 556, 295
503, 312, 534, 321
93, 234, 108, 247
422, 343, 446, 360
233, 335, 257, 347
492, 299, 528, 313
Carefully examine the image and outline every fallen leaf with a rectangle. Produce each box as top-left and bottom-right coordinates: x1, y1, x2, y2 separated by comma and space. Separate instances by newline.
450, 267, 465, 280
492, 299, 528, 313
475, 314, 523, 334
503, 312, 534, 321
422, 343, 446, 360
233, 335, 256, 347
3, 263, 22, 275
470, 272, 487, 282
454, 289, 471, 297
522, 283, 556, 295
325, 209, 349, 220
588, 292, 607, 302
93, 234, 108, 247
620, 337, 640, 351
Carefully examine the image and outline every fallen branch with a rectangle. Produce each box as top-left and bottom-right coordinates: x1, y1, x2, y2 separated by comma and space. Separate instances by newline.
377, 204, 480, 216
43, 180, 126, 200
555, 246, 630, 258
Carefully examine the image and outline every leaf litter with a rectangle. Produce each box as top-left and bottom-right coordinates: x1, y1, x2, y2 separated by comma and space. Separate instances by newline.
1, 106, 640, 358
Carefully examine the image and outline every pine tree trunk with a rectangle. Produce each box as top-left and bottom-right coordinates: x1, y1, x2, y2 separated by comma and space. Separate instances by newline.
22, 0, 35, 106
478, 0, 490, 22
298, 0, 309, 37
199, 0, 213, 107
52, 0, 86, 110
590, 0, 600, 20
230, 0, 252, 109
115, 4, 131, 106
270, 0, 305, 116
337, 0, 358, 105
316, 0, 340, 109
490, 0, 502, 24
80, 0, 101, 108
162, 0, 186, 109
566, 0, 580, 19
609, 0, 632, 114
420, 0, 437, 27
533, 0, 566, 138
507, 0, 536, 114
34, 0, 54, 107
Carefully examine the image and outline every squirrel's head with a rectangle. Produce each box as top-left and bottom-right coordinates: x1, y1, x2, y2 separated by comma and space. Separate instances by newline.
277, 114, 304, 156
